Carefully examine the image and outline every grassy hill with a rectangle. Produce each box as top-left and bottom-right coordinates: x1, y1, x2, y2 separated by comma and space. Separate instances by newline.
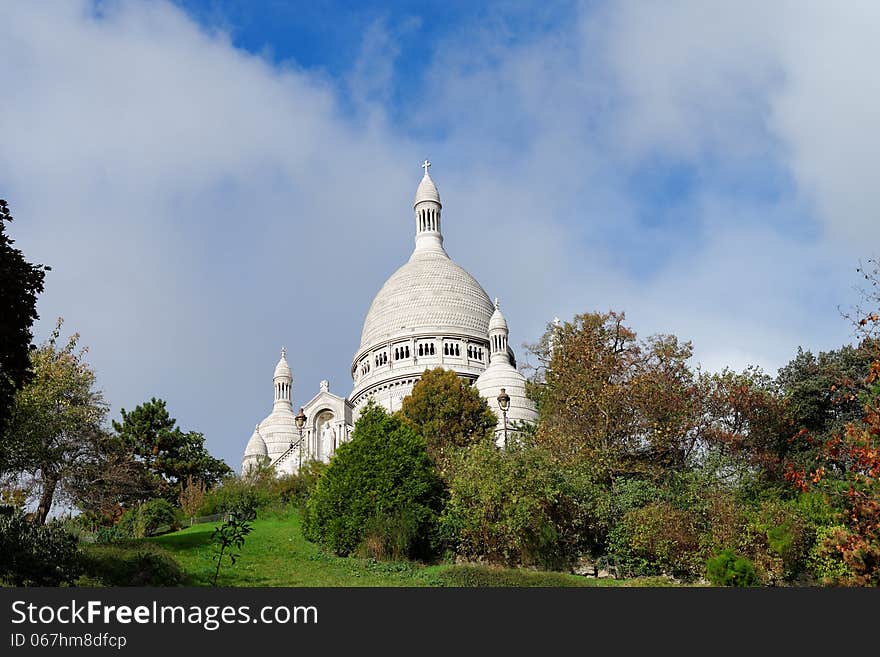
112, 509, 675, 587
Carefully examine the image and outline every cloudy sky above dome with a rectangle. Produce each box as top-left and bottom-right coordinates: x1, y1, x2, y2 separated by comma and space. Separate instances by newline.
2, 1, 878, 468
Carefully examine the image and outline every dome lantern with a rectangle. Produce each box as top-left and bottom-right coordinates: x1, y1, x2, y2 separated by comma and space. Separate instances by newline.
413, 159, 445, 255
273, 346, 293, 409
488, 298, 510, 364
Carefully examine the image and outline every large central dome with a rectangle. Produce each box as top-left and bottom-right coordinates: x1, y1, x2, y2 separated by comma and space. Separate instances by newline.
350, 164, 497, 412
358, 249, 495, 352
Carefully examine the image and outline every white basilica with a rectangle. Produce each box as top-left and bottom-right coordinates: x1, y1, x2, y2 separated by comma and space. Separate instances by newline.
242, 162, 538, 475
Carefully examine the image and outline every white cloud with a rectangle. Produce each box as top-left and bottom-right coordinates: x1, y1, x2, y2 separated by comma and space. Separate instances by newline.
0, 1, 874, 468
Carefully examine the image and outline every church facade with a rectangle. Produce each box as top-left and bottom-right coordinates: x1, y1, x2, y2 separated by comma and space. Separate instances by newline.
242, 163, 538, 475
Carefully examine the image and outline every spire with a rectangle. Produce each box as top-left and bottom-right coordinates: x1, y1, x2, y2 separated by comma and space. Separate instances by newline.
413, 159, 445, 255
273, 346, 293, 408
488, 299, 510, 364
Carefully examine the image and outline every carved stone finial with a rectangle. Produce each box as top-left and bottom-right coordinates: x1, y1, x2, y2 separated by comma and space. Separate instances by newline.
281, 346, 287, 359
320, 379, 329, 392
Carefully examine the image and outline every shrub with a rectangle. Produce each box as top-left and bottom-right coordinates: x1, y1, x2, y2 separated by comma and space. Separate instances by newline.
199, 475, 272, 517
304, 402, 444, 559
0, 510, 82, 586
706, 549, 759, 587
608, 502, 702, 580
116, 498, 177, 538
750, 499, 814, 583
440, 441, 604, 570
808, 525, 853, 585
80, 544, 184, 586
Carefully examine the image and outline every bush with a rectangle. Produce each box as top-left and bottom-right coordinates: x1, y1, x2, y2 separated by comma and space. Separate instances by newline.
807, 525, 853, 585
80, 544, 184, 586
706, 549, 759, 587
304, 402, 444, 559
199, 475, 272, 517
750, 499, 815, 583
0, 510, 82, 586
608, 502, 702, 580
116, 498, 177, 538
440, 441, 605, 570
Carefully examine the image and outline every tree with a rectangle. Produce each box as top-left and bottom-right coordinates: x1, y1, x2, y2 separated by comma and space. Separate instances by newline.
0, 199, 49, 438
789, 348, 880, 585
112, 397, 231, 501
776, 342, 875, 476
699, 366, 793, 482
210, 501, 256, 586
65, 428, 155, 522
304, 402, 444, 559
398, 367, 496, 473
526, 311, 702, 481
2, 320, 107, 524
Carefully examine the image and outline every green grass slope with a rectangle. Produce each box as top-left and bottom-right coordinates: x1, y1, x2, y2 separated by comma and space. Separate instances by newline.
139, 509, 674, 587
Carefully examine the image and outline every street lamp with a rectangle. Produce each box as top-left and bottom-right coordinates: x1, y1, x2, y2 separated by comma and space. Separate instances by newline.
295, 407, 306, 470
497, 388, 510, 448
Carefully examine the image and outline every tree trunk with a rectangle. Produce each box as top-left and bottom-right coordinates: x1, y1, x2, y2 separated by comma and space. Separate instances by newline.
35, 471, 58, 525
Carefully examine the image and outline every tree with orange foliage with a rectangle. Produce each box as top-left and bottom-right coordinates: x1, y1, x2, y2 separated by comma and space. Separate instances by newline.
787, 317, 880, 585
526, 311, 702, 481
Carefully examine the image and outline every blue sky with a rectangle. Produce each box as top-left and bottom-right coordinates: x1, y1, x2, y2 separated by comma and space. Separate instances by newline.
2, 1, 878, 470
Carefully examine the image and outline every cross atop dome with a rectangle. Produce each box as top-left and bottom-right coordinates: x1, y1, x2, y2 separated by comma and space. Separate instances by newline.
421, 159, 431, 175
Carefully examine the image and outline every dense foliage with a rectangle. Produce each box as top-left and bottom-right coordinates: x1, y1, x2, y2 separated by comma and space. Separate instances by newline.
304, 402, 444, 559
0, 507, 81, 585
116, 498, 178, 538
399, 367, 497, 473
112, 398, 231, 502
1, 321, 108, 524
0, 199, 48, 437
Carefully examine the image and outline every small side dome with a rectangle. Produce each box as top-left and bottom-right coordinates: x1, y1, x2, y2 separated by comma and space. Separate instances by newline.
274, 346, 292, 380
488, 298, 509, 333
244, 425, 268, 457
475, 361, 537, 445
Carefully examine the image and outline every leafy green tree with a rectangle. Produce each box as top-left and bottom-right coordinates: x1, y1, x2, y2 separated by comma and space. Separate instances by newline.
304, 402, 444, 559
0, 199, 48, 438
776, 342, 875, 477
398, 367, 496, 473
112, 398, 231, 501
2, 320, 107, 524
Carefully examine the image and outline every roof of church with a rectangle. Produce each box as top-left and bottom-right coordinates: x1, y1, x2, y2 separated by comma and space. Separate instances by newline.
358, 248, 494, 352
244, 425, 267, 457
414, 171, 441, 206
356, 164, 494, 354
273, 347, 292, 381
488, 299, 509, 333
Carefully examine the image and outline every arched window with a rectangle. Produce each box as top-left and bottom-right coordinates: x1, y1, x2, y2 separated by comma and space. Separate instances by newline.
406, 346, 410, 357
455, 344, 460, 356
418, 344, 423, 356
430, 343, 435, 355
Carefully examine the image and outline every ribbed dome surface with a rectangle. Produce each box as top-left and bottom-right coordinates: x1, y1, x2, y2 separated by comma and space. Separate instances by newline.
244, 426, 267, 457
474, 362, 538, 439
358, 249, 494, 353
258, 408, 298, 457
